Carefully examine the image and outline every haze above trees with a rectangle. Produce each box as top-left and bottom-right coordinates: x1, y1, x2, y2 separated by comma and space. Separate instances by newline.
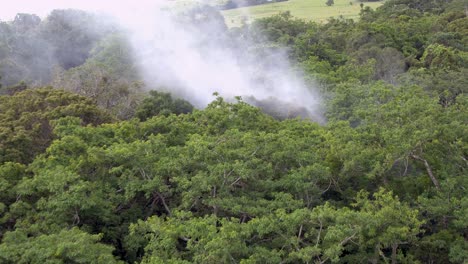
0, 0, 467, 263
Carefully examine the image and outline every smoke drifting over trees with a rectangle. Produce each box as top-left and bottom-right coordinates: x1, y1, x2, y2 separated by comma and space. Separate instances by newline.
0, 1, 467, 263
0, 10, 117, 86
0, 2, 324, 121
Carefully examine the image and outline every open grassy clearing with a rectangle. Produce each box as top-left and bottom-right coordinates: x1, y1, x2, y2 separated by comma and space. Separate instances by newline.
222, 0, 383, 27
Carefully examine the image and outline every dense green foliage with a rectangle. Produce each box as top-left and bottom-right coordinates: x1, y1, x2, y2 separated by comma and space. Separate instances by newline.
135, 91, 194, 121
0, 0, 466, 263
0, 88, 112, 164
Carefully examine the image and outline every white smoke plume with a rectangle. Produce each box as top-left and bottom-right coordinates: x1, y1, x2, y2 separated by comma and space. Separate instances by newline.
1, 0, 325, 122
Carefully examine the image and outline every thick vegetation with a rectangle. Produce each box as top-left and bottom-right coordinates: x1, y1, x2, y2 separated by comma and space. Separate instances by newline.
0, 0, 467, 263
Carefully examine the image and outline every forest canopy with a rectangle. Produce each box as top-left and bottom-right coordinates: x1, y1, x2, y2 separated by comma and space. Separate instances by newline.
0, 0, 466, 263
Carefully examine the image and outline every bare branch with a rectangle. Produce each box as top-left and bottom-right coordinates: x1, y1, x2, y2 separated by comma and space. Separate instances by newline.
315, 219, 323, 247
156, 192, 172, 216
403, 157, 409, 176
73, 207, 80, 225
321, 179, 333, 194
139, 168, 150, 180
410, 154, 440, 190
230, 177, 242, 186
298, 224, 303, 240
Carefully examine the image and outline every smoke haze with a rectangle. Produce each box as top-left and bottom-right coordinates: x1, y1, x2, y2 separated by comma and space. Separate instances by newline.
0, 0, 324, 122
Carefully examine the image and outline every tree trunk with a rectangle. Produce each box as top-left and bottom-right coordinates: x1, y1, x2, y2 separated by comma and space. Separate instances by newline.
371, 244, 380, 264
392, 243, 398, 264
411, 154, 440, 191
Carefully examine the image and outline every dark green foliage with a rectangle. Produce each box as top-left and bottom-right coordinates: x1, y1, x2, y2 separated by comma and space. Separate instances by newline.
0, 81, 28, 95
0, 227, 121, 263
135, 90, 194, 121
1, 90, 464, 262
0, 88, 112, 164
0, 1, 466, 263
246, 11, 311, 45
52, 34, 143, 119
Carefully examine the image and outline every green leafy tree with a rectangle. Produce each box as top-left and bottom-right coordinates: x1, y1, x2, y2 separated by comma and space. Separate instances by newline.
128, 189, 422, 263
0, 88, 112, 164
135, 90, 194, 121
52, 34, 143, 119
0, 227, 121, 263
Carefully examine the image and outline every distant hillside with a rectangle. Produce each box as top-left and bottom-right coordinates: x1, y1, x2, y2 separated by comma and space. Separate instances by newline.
222, 0, 383, 27
220, 0, 289, 10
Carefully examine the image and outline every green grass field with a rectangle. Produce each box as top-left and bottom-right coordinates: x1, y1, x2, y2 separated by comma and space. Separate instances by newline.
221, 0, 383, 27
